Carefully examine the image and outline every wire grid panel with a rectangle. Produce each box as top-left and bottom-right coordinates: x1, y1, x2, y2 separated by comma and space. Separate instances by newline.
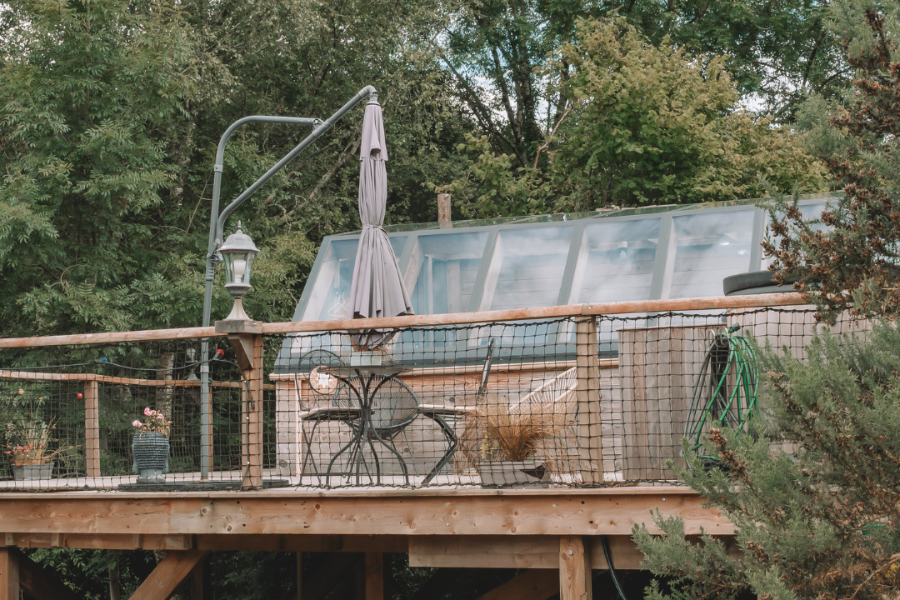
0, 338, 271, 490
0, 305, 869, 491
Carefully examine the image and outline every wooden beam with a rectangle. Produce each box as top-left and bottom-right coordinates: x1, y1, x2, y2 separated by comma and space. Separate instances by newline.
84, 380, 101, 478
0, 490, 733, 537
9, 533, 190, 550
475, 570, 557, 600
575, 317, 603, 485
409, 535, 645, 570
18, 550, 79, 600
0, 370, 268, 389
559, 536, 591, 600
365, 553, 383, 600
0, 548, 18, 600
258, 293, 806, 335
0, 293, 805, 348
128, 550, 207, 600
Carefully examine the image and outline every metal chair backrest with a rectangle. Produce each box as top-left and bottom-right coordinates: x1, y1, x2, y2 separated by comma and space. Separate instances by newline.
474, 338, 494, 402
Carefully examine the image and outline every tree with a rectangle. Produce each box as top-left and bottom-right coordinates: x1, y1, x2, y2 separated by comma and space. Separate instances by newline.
764, 7, 900, 322
634, 324, 900, 600
0, 0, 469, 336
433, 0, 847, 174
440, 16, 826, 217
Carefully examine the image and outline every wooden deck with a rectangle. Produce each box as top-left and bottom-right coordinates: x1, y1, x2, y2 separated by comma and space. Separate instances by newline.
0, 294, 811, 600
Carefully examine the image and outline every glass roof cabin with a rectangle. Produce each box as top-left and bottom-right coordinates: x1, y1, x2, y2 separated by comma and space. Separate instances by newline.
276, 193, 838, 371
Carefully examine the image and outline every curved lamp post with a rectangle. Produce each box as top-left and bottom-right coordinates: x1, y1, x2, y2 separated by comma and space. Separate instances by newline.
198, 85, 378, 480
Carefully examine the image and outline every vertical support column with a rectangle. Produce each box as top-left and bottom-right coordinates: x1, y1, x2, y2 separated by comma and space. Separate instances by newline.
365, 553, 384, 600
190, 556, 205, 600
296, 552, 303, 600
559, 536, 591, 600
575, 316, 603, 485
84, 380, 101, 478
437, 193, 451, 228
242, 333, 265, 490
0, 548, 18, 600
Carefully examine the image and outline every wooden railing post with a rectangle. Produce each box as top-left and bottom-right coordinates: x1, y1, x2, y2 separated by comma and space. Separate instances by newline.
84, 380, 100, 478
574, 316, 603, 485
215, 320, 265, 490
243, 332, 264, 490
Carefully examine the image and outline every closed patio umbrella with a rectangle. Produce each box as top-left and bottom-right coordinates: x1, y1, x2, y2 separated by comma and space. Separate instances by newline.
347, 99, 413, 350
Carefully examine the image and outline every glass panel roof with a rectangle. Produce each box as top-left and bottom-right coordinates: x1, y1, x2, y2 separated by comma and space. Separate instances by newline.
573, 218, 661, 304
484, 226, 573, 311
300, 236, 406, 321
409, 231, 489, 315
292, 194, 842, 322
668, 209, 755, 298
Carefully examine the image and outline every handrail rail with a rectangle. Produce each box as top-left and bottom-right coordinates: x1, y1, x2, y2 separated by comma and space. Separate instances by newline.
0, 292, 807, 349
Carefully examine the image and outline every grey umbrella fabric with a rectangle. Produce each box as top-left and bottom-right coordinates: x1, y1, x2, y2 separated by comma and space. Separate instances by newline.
347, 101, 413, 349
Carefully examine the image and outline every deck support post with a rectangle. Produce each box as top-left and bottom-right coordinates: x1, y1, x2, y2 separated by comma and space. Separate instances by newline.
190, 555, 206, 600
0, 548, 17, 600
575, 316, 603, 485
128, 550, 207, 600
296, 552, 303, 600
559, 536, 591, 600
364, 553, 384, 600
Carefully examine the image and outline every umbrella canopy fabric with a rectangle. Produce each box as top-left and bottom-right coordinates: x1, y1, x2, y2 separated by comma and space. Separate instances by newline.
347, 102, 413, 349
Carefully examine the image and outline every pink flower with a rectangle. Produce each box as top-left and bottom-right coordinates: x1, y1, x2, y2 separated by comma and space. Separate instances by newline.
157, 413, 164, 420
132, 420, 142, 428
143, 407, 152, 416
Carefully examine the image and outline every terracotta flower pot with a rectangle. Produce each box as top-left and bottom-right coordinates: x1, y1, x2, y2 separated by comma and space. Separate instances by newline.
132, 432, 169, 483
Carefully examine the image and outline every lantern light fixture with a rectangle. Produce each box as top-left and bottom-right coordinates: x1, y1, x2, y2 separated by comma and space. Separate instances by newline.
217, 221, 259, 321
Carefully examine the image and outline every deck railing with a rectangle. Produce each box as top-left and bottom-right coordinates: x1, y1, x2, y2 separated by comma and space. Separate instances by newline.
0, 292, 864, 492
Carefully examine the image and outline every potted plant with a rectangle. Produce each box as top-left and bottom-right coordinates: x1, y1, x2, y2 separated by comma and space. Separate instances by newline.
132, 408, 171, 483
4, 397, 73, 481
459, 395, 564, 488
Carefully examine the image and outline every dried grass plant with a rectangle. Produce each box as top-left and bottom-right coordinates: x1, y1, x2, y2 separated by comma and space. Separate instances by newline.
457, 394, 568, 470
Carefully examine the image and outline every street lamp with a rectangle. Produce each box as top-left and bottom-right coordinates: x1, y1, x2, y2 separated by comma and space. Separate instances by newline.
218, 221, 259, 321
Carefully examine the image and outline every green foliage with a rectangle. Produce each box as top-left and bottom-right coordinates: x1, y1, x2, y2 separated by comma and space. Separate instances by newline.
635, 324, 900, 600
764, 5, 900, 322
0, 0, 469, 337
441, 17, 825, 216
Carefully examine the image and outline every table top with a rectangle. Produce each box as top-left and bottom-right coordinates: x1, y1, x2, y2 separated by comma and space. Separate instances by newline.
320, 365, 410, 378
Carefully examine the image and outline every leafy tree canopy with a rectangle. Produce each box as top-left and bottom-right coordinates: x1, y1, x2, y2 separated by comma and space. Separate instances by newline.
440, 16, 826, 216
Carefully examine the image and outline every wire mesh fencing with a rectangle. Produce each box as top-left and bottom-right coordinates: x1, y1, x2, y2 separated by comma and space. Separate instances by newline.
0, 303, 870, 491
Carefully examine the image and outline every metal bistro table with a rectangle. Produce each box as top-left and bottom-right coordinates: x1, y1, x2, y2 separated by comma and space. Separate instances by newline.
315, 365, 414, 486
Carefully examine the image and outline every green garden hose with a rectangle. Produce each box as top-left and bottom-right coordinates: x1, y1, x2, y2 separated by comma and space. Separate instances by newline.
684, 324, 759, 464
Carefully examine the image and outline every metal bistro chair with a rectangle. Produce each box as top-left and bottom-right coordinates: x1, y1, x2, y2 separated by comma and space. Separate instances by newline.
297, 339, 494, 486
